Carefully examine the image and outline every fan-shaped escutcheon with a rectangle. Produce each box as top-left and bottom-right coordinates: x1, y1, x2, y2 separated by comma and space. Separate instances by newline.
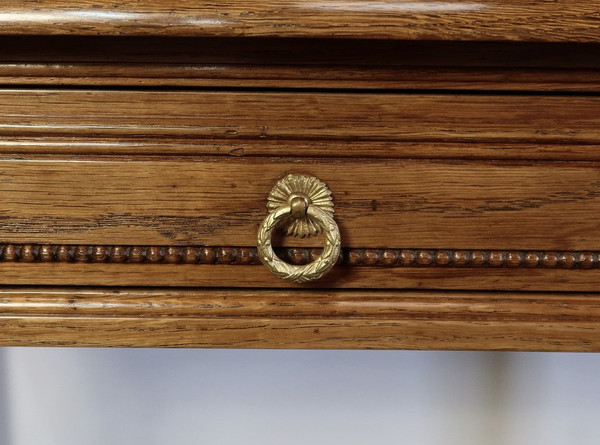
266, 174, 334, 238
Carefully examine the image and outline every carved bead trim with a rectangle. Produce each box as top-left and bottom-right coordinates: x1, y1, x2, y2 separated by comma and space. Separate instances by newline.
0, 244, 599, 269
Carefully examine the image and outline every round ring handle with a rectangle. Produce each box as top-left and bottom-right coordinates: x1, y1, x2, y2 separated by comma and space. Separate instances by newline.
257, 203, 341, 283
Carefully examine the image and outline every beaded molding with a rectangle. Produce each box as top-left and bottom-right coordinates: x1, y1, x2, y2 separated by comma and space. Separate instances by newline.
0, 244, 598, 268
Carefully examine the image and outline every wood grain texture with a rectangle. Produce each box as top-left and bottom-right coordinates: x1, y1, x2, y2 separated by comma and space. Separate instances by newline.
1, 156, 600, 251
2, 90, 600, 160
1, 288, 598, 350
0, 1, 599, 42
3, 262, 600, 290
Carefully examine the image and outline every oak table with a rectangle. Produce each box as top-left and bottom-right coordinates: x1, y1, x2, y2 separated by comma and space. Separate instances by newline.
1, 0, 599, 350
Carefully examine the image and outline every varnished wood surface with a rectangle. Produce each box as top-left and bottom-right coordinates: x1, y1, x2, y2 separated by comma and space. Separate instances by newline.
1, 288, 598, 350
2, 90, 600, 159
0, 1, 599, 42
1, 156, 600, 251
3, 262, 600, 291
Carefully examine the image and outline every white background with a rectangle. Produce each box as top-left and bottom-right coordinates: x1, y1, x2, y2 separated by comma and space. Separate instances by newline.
1, 348, 599, 444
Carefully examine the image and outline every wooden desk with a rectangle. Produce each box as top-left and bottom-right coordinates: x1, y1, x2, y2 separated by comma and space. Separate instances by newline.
1, 1, 599, 350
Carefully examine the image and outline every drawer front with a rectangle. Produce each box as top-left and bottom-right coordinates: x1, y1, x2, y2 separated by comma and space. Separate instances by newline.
1, 89, 599, 290
1, 156, 600, 290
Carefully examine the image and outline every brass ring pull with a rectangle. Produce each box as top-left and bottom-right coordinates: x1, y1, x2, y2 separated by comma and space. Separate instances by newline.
257, 174, 341, 283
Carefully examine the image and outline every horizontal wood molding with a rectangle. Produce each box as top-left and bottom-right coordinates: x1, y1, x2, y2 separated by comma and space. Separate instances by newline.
1, 288, 599, 350
3, 90, 600, 159
1, 244, 600, 270
2, 243, 600, 291
0, 1, 599, 42
2, 90, 600, 145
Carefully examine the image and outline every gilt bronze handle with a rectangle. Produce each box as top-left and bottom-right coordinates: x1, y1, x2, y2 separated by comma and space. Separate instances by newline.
257, 174, 341, 283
